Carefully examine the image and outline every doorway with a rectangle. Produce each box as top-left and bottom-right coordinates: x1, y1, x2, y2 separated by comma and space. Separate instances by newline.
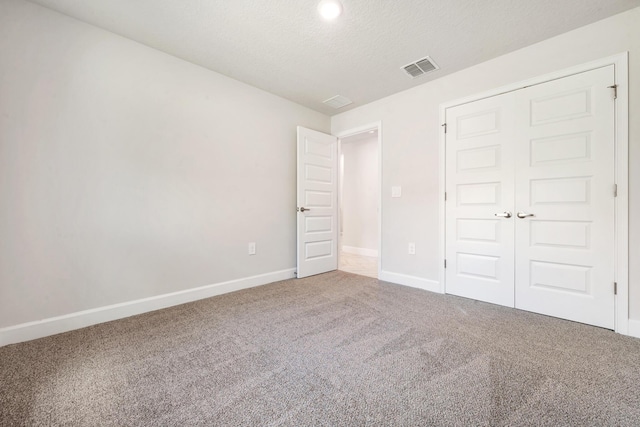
295, 123, 381, 279
338, 127, 381, 278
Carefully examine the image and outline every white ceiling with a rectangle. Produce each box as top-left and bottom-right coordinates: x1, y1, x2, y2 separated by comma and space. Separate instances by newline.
27, 0, 640, 115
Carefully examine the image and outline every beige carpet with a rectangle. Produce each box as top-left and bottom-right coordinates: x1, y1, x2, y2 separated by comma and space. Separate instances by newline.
1, 271, 639, 426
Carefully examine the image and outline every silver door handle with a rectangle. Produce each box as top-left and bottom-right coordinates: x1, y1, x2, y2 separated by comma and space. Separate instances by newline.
517, 212, 535, 219
494, 211, 512, 218
298, 207, 311, 212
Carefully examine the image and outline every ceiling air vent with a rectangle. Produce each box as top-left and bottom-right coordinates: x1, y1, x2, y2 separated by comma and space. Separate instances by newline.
323, 95, 353, 109
402, 56, 439, 78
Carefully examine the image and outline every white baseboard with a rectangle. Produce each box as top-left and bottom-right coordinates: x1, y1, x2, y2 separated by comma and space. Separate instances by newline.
342, 246, 378, 257
378, 270, 442, 294
377, 272, 640, 339
628, 319, 640, 339
0, 268, 296, 347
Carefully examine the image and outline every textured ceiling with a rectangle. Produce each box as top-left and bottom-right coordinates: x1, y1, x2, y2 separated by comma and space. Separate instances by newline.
26, 0, 640, 115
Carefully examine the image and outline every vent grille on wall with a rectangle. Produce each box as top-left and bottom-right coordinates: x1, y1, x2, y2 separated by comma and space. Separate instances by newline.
402, 56, 439, 78
323, 95, 353, 109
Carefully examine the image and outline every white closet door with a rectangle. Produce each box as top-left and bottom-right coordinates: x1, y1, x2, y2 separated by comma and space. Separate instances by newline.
513, 66, 615, 328
445, 92, 517, 307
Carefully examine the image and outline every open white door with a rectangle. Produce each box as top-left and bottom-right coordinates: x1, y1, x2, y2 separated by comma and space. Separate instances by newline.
297, 126, 338, 278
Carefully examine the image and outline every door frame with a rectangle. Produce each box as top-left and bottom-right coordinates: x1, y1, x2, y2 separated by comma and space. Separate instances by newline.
335, 121, 383, 278
438, 53, 630, 335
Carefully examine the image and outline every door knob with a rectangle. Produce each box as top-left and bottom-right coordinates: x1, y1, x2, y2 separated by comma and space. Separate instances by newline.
494, 211, 512, 218
517, 212, 535, 219
299, 207, 311, 212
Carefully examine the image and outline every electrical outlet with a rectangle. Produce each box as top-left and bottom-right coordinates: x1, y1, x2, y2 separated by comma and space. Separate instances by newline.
248, 242, 256, 255
408, 242, 416, 255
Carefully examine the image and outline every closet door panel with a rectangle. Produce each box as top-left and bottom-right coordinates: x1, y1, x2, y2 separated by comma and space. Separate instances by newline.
445, 93, 516, 307
513, 66, 615, 329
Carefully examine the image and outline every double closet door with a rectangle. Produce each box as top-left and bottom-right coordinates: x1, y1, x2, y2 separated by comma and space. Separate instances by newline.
445, 66, 616, 329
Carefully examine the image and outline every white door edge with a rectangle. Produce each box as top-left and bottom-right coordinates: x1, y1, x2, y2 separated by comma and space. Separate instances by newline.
438, 52, 630, 335
335, 121, 383, 279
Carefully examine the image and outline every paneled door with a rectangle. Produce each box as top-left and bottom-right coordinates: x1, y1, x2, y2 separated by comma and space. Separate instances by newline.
514, 66, 615, 328
445, 66, 616, 328
296, 126, 338, 278
445, 92, 517, 307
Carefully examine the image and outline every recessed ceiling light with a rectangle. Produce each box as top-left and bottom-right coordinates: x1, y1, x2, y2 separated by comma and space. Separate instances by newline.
318, 0, 343, 20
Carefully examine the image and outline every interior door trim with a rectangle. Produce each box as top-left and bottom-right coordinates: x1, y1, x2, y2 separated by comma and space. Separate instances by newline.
438, 52, 630, 335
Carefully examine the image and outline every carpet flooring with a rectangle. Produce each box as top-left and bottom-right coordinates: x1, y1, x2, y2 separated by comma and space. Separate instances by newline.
1, 271, 639, 426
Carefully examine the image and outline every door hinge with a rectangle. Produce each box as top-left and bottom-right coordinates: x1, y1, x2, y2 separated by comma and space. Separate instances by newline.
444, 259, 447, 268
442, 123, 447, 134
614, 282, 617, 295
614, 184, 618, 198
444, 192, 447, 201
608, 84, 618, 100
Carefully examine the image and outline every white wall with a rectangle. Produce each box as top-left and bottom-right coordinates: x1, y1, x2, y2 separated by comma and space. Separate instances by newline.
341, 135, 378, 253
331, 7, 640, 321
0, 0, 329, 330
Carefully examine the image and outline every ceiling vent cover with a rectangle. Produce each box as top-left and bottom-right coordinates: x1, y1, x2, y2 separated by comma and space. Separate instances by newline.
402, 56, 439, 78
323, 95, 353, 109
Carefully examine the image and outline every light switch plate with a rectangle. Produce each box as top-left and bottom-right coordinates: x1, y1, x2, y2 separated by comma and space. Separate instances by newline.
392, 186, 402, 198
